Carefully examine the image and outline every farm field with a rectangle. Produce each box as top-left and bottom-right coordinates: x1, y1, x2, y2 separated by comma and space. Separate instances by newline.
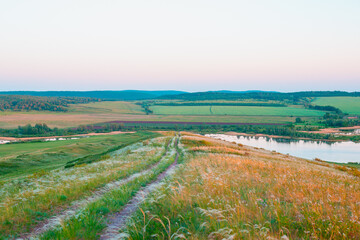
152, 100, 286, 105
0, 101, 144, 116
0, 112, 304, 129
0, 101, 145, 128
68, 101, 144, 114
151, 105, 326, 116
1, 132, 359, 239
0, 132, 158, 180
0, 99, 329, 130
313, 97, 360, 115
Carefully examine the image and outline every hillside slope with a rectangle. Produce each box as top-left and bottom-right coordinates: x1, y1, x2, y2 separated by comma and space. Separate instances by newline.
124, 133, 360, 239
0, 90, 187, 100
158, 91, 360, 101
0, 132, 359, 239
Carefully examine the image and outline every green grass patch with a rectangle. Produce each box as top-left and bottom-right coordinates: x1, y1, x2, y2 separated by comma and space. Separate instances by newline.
313, 97, 360, 115
68, 101, 145, 115
0, 132, 158, 181
150, 105, 326, 116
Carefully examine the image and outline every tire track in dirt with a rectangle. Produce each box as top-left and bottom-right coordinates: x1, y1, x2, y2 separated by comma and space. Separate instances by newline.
19, 138, 174, 240
99, 137, 180, 240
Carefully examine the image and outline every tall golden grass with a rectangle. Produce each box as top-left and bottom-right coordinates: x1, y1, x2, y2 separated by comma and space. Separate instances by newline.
126, 135, 360, 239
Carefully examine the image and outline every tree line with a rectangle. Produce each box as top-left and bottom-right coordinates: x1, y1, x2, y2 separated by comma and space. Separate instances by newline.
158, 91, 360, 103
0, 122, 125, 137
0, 95, 100, 112
153, 102, 286, 107
308, 104, 342, 114
1, 121, 359, 142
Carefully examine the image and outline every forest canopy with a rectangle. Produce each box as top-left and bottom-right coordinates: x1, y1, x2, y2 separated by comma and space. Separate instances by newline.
0, 95, 100, 112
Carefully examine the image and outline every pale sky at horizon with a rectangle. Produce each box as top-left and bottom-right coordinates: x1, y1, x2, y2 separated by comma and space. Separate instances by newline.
0, 0, 359, 92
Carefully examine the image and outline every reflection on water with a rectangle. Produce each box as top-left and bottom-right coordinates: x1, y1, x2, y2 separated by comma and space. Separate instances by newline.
336, 128, 360, 136
206, 134, 360, 163
0, 137, 81, 145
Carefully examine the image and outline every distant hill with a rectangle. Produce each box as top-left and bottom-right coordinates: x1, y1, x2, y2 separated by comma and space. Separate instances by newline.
0, 90, 187, 100
1, 90, 359, 101
158, 91, 360, 101
212, 90, 279, 93
0, 95, 99, 112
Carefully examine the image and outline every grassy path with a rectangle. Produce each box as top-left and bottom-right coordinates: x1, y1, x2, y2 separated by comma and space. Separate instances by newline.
31, 135, 179, 239
0, 137, 168, 238
99, 137, 179, 240
22, 141, 173, 239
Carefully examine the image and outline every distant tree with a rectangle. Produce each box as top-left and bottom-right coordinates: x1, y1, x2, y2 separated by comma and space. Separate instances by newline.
295, 117, 303, 123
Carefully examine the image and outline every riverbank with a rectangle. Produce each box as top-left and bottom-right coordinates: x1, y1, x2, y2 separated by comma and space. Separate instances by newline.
0, 131, 135, 143
223, 130, 360, 143
300, 126, 360, 135
207, 133, 360, 163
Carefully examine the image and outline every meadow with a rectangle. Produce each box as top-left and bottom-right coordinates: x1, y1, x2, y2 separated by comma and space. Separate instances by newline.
313, 97, 360, 115
123, 134, 360, 239
0, 132, 358, 239
0, 132, 158, 181
150, 105, 326, 116
0, 135, 176, 238
68, 101, 144, 114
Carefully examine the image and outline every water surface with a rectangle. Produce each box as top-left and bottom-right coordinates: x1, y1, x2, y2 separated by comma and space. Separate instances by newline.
206, 134, 360, 163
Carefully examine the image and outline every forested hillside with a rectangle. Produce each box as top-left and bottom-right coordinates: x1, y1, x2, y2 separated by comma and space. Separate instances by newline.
0, 95, 100, 112
0, 90, 186, 100
158, 91, 360, 102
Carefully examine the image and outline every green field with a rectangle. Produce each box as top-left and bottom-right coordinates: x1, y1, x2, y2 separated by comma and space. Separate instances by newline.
0, 99, 329, 130
68, 101, 144, 114
0, 101, 144, 116
313, 97, 360, 115
0, 132, 157, 180
151, 105, 326, 116
0, 133, 359, 238
0, 133, 354, 239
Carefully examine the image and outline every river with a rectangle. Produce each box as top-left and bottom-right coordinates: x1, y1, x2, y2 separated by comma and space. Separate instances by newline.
206, 134, 360, 163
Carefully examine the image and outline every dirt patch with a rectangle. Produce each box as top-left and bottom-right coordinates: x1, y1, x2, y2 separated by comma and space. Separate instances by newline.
301, 126, 360, 134
0, 113, 152, 129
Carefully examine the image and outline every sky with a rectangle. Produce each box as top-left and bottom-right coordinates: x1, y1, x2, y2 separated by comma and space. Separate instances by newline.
0, 0, 359, 92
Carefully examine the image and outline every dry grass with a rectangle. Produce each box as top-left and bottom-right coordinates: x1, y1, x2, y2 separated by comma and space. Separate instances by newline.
126, 135, 360, 239
0, 137, 169, 237
189, 146, 247, 156
335, 165, 360, 178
